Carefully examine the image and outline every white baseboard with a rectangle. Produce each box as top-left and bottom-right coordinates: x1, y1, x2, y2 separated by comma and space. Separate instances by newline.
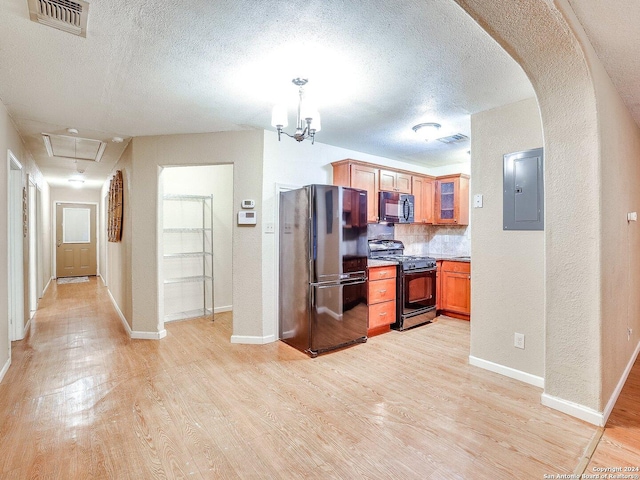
23, 318, 32, 337
541, 339, 640, 427
99, 274, 106, 286
108, 289, 132, 336
131, 329, 167, 340
469, 355, 545, 388
601, 338, 640, 425
231, 334, 277, 345
107, 289, 166, 340
0, 357, 10, 383
214, 305, 232, 313
541, 393, 604, 426
43, 276, 52, 295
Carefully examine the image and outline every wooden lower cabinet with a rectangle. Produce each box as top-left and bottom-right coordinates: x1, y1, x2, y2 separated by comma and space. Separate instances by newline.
438, 260, 471, 320
367, 265, 396, 336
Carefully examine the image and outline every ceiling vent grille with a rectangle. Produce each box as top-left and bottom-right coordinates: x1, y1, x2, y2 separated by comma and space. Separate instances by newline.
436, 133, 469, 144
42, 133, 106, 162
27, 0, 90, 37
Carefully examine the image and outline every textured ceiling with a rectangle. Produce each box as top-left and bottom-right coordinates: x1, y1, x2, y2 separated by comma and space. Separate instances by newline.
568, 0, 640, 127
0, 0, 539, 187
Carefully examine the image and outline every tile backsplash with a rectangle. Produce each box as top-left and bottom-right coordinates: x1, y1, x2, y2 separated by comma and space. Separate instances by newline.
394, 224, 470, 256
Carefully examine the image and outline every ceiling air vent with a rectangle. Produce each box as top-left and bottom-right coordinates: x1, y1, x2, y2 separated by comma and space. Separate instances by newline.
27, 0, 90, 37
42, 133, 106, 162
436, 133, 469, 144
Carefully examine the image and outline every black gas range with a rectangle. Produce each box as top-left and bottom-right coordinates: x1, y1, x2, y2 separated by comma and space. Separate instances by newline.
368, 240, 437, 330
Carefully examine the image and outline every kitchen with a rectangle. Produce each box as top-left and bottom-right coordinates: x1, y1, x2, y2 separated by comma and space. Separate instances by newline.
278, 158, 472, 357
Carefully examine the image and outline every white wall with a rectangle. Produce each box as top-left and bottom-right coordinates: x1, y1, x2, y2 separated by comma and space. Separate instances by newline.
129, 131, 263, 340
101, 144, 133, 328
469, 97, 544, 379
162, 165, 233, 317
0, 100, 50, 382
583, 19, 640, 408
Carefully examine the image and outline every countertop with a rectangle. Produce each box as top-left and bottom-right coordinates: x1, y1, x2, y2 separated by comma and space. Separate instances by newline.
431, 254, 471, 263
367, 259, 398, 268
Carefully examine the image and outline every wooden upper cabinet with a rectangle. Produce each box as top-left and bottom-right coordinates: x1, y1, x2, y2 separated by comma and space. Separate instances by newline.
333, 160, 469, 225
379, 169, 411, 194
434, 174, 470, 225
412, 175, 435, 224
332, 160, 379, 223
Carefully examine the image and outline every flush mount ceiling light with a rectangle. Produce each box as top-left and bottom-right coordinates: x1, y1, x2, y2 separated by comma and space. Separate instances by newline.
68, 177, 85, 188
271, 78, 321, 144
412, 122, 442, 142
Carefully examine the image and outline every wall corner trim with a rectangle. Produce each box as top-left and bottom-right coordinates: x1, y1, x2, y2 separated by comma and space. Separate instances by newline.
0, 357, 10, 383
230, 334, 277, 345
469, 355, 545, 388
601, 339, 640, 426
106, 289, 166, 340
540, 393, 604, 426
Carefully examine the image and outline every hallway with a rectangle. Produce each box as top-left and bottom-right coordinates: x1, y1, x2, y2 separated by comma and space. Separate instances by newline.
0, 277, 636, 478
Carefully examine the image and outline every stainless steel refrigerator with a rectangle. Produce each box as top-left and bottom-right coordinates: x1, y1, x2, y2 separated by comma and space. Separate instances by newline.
279, 184, 369, 357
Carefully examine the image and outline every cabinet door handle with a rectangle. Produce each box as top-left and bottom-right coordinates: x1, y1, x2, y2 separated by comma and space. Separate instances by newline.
378, 271, 386, 276
468, 275, 471, 280
378, 289, 387, 294
379, 312, 387, 316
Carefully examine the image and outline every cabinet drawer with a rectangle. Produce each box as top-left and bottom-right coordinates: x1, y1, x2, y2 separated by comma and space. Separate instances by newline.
441, 261, 470, 274
369, 301, 395, 329
368, 278, 396, 304
368, 265, 396, 281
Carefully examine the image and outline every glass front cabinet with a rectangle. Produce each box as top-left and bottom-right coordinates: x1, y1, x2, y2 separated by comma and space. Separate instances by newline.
434, 174, 470, 225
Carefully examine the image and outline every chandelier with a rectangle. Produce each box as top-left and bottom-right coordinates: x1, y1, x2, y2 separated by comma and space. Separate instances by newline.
271, 78, 321, 144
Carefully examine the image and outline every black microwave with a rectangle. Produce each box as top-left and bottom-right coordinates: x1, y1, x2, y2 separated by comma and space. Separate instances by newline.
379, 191, 415, 223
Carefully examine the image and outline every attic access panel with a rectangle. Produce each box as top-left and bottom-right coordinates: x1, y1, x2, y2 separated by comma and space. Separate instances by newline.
42, 133, 106, 162
503, 147, 544, 231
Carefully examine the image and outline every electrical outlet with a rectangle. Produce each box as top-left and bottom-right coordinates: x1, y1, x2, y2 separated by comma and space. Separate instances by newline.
264, 223, 275, 234
514, 333, 525, 349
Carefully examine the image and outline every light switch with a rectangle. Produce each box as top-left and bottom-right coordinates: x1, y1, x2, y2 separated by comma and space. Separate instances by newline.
473, 194, 483, 208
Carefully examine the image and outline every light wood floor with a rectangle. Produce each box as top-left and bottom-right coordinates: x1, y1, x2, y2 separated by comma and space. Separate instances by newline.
587, 354, 640, 471
0, 277, 633, 478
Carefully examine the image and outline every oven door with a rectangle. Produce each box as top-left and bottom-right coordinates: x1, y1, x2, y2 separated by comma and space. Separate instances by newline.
402, 267, 436, 314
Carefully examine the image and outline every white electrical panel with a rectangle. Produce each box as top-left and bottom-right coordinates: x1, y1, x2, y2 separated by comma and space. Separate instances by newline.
238, 211, 257, 225
241, 199, 255, 209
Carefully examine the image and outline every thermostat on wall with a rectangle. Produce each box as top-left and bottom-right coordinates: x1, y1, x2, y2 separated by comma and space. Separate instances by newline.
238, 210, 257, 225
241, 199, 255, 209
